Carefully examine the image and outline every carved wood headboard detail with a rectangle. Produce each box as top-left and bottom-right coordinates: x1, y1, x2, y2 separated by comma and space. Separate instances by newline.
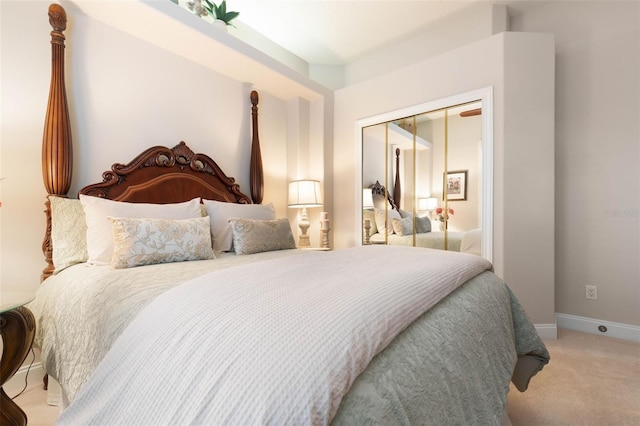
41, 3, 264, 281
370, 180, 398, 211
79, 142, 252, 205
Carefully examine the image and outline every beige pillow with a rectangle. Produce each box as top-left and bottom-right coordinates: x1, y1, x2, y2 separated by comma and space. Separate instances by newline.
374, 208, 401, 235
110, 216, 214, 269
202, 200, 276, 252
50, 196, 88, 273
80, 195, 202, 265
392, 217, 413, 236
229, 218, 296, 255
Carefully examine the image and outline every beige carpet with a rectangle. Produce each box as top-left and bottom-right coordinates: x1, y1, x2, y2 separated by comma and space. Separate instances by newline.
508, 328, 640, 425
11, 328, 640, 425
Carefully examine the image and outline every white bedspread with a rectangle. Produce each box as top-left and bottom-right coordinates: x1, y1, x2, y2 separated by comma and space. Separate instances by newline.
57, 245, 491, 425
30, 249, 308, 403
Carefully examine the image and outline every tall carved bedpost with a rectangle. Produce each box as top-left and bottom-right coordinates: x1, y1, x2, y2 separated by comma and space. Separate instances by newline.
249, 90, 264, 204
42, 4, 72, 281
393, 148, 401, 209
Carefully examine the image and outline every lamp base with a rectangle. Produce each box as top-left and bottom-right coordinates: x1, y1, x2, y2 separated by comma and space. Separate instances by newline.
297, 207, 311, 247
298, 234, 310, 247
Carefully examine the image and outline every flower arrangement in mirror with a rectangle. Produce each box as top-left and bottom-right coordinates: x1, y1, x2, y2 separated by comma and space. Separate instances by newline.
435, 207, 454, 222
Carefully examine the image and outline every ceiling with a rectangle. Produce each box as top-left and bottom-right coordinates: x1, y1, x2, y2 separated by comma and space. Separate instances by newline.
234, 0, 548, 65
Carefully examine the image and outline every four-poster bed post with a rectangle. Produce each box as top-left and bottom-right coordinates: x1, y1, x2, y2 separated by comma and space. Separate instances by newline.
41, 3, 72, 282
250, 90, 264, 204
393, 147, 401, 208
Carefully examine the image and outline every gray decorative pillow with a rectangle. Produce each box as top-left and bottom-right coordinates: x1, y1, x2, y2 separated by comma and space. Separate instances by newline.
110, 216, 214, 269
50, 196, 88, 273
392, 217, 413, 236
398, 209, 413, 219
415, 216, 432, 233
202, 199, 276, 252
229, 218, 296, 255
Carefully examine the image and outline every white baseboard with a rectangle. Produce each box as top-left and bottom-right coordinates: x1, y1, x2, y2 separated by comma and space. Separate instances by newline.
534, 323, 558, 340
4, 361, 44, 397
556, 313, 640, 343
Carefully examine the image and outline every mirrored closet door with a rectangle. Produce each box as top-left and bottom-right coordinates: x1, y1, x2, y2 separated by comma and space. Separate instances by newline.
361, 99, 487, 256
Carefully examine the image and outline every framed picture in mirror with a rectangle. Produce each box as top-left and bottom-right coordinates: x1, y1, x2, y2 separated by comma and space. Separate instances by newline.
445, 170, 468, 201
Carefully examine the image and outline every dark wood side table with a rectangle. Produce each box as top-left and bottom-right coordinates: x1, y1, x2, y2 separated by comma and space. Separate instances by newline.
1, 292, 36, 426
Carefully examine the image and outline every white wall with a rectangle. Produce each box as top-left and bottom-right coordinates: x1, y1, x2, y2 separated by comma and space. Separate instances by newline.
512, 1, 640, 327
334, 32, 556, 325
422, 114, 481, 232
0, 1, 299, 295
344, 3, 508, 88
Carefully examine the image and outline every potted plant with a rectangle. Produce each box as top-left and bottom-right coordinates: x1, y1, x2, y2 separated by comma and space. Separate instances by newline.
201, 0, 239, 29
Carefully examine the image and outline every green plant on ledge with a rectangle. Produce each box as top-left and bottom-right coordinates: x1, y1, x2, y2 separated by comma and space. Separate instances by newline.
202, 0, 239, 27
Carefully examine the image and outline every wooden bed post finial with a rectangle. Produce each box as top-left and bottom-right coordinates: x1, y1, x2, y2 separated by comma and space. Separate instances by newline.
48, 3, 67, 34
42, 3, 72, 281
250, 90, 264, 204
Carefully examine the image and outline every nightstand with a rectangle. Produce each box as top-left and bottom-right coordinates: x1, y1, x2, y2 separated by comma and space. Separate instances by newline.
1, 292, 36, 426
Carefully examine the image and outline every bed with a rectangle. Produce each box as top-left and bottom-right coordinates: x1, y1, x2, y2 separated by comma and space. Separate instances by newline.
30, 4, 549, 425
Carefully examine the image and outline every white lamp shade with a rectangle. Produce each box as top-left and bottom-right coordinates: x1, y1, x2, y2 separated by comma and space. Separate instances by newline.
363, 188, 375, 209
418, 197, 438, 211
426, 197, 438, 210
288, 180, 323, 207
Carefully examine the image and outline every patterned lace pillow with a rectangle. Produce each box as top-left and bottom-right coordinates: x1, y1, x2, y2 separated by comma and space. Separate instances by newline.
391, 217, 413, 236
50, 196, 88, 273
81, 195, 202, 266
110, 216, 214, 269
229, 218, 296, 255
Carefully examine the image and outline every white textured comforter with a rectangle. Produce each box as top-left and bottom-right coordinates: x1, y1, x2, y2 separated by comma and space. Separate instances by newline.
30, 249, 310, 403
56, 246, 491, 425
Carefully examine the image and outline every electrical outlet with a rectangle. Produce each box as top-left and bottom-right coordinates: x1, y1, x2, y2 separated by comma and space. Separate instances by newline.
586, 285, 598, 300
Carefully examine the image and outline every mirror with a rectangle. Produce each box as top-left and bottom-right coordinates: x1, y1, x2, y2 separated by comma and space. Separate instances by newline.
359, 89, 493, 261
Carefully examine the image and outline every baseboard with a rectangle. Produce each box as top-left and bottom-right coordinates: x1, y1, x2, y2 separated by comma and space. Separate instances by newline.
534, 323, 557, 340
556, 313, 640, 343
4, 361, 44, 397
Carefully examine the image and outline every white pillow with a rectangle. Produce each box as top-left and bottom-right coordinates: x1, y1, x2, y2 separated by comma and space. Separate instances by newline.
80, 195, 202, 265
202, 199, 276, 252
374, 208, 401, 235
110, 216, 214, 269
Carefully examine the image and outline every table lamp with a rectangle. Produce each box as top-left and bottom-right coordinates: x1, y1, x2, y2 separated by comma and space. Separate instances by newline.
288, 180, 322, 247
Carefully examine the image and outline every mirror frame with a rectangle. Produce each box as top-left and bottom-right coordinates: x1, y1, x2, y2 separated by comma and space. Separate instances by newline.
355, 87, 493, 262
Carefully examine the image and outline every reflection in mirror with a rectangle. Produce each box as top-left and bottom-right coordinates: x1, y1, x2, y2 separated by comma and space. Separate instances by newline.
362, 101, 483, 255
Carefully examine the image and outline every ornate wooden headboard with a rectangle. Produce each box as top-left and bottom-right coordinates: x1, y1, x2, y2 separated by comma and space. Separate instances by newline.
78, 142, 251, 204
41, 4, 264, 281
